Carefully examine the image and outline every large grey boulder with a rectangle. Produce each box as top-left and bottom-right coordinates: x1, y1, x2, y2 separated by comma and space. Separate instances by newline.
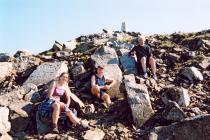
91, 45, 119, 65
23, 61, 68, 86
0, 88, 25, 106
63, 40, 77, 52
0, 62, 13, 83
118, 49, 137, 75
0, 107, 11, 134
161, 86, 190, 107
36, 111, 51, 134
124, 74, 154, 128
104, 64, 124, 98
149, 114, 210, 140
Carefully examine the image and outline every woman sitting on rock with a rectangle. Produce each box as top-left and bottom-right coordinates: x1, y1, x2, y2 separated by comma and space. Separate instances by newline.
47, 72, 87, 133
91, 65, 116, 107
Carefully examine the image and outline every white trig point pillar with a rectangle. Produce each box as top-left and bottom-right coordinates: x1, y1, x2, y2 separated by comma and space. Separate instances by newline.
121, 21, 128, 32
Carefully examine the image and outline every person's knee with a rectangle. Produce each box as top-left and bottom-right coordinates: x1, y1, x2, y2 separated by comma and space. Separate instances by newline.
66, 110, 73, 117
149, 57, 156, 65
141, 57, 146, 62
53, 102, 60, 110
102, 93, 110, 100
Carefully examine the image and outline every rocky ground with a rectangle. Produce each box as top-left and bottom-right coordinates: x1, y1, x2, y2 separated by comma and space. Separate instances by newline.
0, 29, 210, 140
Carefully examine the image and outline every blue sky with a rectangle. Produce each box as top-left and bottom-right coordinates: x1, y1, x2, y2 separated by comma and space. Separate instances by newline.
1, 0, 210, 55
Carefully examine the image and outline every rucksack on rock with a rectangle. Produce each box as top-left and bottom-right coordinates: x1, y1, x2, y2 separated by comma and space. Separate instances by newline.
38, 98, 55, 124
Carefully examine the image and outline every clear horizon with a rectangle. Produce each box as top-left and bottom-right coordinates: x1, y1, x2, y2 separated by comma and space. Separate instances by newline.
1, 0, 210, 55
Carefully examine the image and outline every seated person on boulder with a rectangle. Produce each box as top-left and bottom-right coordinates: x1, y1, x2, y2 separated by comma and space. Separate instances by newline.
91, 65, 116, 107
129, 35, 157, 80
47, 72, 87, 133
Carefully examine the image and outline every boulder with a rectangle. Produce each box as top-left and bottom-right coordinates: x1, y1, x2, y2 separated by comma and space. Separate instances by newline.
124, 74, 154, 128
0, 133, 12, 140
118, 49, 138, 75
177, 66, 203, 83
199, 57, 210, 69
166, 53, 180, 62
71, 63, 86, 80
0, 62, 13, 83
104, 64, 124, 98
63, 40, 77, 52
121, 22, 128, 32
36, 111, 51, 134
9, 100, 33, 132
0, 88, 25, 106
91, 45, 119, 65
52, 40, 63, 51
23, 61, 68, 86
0, 53, 13, 62
0, 107, 11, 134
83, 128, 105, 140
161, 86, 190, 107
162, 101, 186, 121
149, 114, 210, 140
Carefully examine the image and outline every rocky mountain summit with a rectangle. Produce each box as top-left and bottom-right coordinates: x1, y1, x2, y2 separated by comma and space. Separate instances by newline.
0, 29, 210, 140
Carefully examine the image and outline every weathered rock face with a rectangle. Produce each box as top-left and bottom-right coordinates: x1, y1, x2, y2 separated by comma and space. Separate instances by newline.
104, 64, 124, 98
0, 62, 13, 83
0, 107, 11, 134
0, 53, 13, 62
23, 61, 68, 86
91, 45, 119, 66
149, 114, 210, 140
161, 86, 190, 107
118, 49, 138, 75
124, 74, 154, 128
63, 40, 77, 52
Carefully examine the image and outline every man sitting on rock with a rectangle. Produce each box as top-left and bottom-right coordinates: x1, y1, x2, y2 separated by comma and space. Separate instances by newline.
129, 35, 157, 80
91, 65, 116, 107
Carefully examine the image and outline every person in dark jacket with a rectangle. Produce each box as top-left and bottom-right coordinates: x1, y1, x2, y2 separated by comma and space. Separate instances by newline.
129, 35, 157, 80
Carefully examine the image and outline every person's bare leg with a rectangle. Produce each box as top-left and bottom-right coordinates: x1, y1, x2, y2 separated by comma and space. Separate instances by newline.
52, 102, 60, 126
140, 57, 147, 73
101, 93, 111, 105
149, 57, 156, 75
66, 110, 80, 125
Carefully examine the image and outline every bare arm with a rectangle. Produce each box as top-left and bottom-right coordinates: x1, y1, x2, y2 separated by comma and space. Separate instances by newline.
91, 75, 96, 87
47, 81, 56, 99
106, 77, 116, 88
64, 86, 71, 107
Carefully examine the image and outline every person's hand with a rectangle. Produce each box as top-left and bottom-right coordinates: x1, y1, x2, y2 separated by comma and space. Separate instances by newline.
103, 85, 110, 90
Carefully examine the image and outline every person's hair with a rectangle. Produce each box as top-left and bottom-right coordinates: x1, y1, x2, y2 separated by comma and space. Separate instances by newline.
138, 35, 146, 42
58, 72, 70, 82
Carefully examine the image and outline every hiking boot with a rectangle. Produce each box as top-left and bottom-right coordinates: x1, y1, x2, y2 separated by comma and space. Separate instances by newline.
153, 74, 157, 80
51, 127, 59, 134
143, 72, 148, 79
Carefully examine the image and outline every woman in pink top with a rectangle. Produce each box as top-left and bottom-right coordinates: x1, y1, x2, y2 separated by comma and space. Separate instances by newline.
48, 72, 87, 133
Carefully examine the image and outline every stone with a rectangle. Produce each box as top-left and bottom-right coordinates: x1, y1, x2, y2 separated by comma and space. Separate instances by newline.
161, 86, 190, 107
63, 40, 77, 52
52, 40, 63, 51
0, 62, 13, 83
23, 61, 68, 86
118, 49, 138, 75
166, 53, 180, 62
178, 66, 203, 83
21, 83, 38, 95
83, 128, 105, 140
91, 45, 119, 66
149, 114, 210, 140
124, 74, 154, 128
9, 101, 33, 132
0, 53, 13, 62
71, 64, 86, 80
162, 101, 186, 121
199, 57, 210, 69
0, 133, 12, 140
0, 107, 11, 134
69, 92, 85, 108
24, 91, 41, 103
104, 64, 124, 98
0, 88, 25, 106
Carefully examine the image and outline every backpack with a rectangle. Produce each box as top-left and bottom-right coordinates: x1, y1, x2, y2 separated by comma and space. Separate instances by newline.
38, 98, 55, 124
